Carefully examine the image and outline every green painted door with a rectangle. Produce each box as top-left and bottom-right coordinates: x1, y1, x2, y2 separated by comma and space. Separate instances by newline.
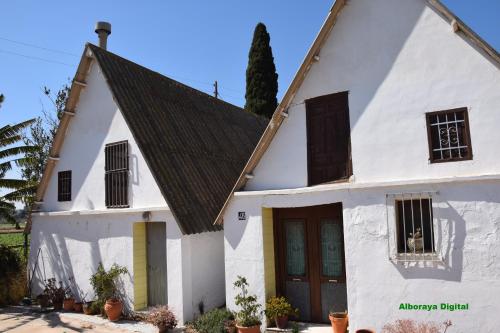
147, 222, 167, 306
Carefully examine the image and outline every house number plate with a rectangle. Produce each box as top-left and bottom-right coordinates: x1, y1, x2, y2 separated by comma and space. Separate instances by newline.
238, 212, 246, 221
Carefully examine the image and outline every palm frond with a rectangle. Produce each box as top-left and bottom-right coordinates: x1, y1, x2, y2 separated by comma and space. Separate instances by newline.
0, 145, 39, 159
0, 119, 35, 140
0, 200, 15, 210
0, 178, 31, 190
0, 134, 23, 148
2, 185, 37, 202
0, 160, 12, 173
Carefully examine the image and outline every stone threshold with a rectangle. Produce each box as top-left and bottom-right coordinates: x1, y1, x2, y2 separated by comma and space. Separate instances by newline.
266, 322, 332, 333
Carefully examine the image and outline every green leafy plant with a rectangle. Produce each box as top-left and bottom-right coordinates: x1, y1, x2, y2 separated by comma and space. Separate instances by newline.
191, 308, 234, 333
264, 296, 298, 319
89, 263, 128, 315
43, 278, 69, 305
233, 276, 261, 327
0, 245, 26, 305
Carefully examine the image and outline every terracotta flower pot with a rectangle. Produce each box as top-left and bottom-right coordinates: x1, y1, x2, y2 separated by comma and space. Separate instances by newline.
275, 316, 289, 329
329, 312, 348, 333
73, 302, 83, 312
104, 299, 123, 321
63, 298, 75, 311
53, 301, 63, 310
157, 325, 168, 333
83, 302, 93, 315
37, 295, 50, 308
236, 325, 261, 333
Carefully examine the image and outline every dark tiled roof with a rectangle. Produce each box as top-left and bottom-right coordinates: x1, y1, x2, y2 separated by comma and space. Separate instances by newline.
89, 44, 267, 234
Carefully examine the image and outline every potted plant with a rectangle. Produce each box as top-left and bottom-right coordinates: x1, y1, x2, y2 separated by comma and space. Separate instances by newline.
36, 292, 50, 308
329, 311, 348, 333
82, 300, 94, 315
145, 305, 178, 333
233, 276, 261, 333
90, 263, 128, 321
63, 288, 75, 311
44, 278, 67, 310
224, 319, 237, 333
264, 296, 299, 329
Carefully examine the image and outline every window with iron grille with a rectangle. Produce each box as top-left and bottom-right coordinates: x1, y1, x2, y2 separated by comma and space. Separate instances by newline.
396, 198, 434, 255
57, 170, 72, 202
105, 141, 129, 208
426, 108, 472, 163
386, 192, 440, 262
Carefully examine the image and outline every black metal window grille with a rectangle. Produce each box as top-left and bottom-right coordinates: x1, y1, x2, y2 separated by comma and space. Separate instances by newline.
395, 197, 435, 256
105, 141, 129, 208
57, 170, 72, 202
426, 108, 472, 163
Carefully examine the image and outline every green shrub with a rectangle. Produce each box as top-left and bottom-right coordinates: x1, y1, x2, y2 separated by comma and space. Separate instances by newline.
0, 245, 26, 306
89, 263, 128, 315
264, 296, 298, 319
192, 308, 234, 333
234, 276, 261, 327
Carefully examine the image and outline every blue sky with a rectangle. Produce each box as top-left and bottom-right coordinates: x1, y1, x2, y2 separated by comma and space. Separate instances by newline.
0, 0, 499, 193
0, 0, 498, 127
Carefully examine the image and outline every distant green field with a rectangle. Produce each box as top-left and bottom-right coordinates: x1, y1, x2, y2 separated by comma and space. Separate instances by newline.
0, 222, 26, 229
0, 232, 29, 258
0, 232, 24, 247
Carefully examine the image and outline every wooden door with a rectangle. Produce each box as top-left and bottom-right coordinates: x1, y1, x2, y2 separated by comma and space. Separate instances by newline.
147, 222, 167, 306
306, 91, 352, 186
274, 204, 347, 323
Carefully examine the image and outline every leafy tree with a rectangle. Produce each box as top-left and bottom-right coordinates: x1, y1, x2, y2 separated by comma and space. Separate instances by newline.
20, 84, 69, 205
0, 96, 37, 227
245, 22, 278, 119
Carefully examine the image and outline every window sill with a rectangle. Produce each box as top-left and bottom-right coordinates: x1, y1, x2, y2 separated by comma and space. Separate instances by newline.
391, 253, 442, 263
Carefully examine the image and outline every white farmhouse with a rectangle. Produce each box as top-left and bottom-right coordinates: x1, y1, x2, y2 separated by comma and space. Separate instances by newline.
28, 31, 267, 324
219, 0, 500, 331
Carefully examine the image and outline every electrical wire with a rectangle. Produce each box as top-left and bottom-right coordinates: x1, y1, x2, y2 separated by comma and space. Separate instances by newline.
0, 48, 75, 67
0, 36, 79, 57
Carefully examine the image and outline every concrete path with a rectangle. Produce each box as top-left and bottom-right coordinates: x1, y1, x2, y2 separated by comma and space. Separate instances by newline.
0, 306, 157, 333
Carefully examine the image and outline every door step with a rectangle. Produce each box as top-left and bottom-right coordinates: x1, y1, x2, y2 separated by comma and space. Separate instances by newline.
266, 322, 332, 333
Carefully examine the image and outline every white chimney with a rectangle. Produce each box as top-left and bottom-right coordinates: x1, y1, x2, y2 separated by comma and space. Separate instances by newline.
95, 22, 111, 49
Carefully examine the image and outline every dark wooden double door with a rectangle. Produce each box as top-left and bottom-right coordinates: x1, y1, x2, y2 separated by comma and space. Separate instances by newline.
274, 204, 347, 323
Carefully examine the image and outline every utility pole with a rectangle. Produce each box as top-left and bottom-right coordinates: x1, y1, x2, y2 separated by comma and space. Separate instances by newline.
213, 80, 219, 99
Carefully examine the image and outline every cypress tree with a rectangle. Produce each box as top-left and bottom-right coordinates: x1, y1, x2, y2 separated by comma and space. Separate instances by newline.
245, 23, 278, 118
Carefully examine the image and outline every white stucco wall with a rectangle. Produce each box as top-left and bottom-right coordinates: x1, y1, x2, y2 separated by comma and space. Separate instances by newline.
184, 231, 226, 319
29, 210, 172, 312
166, 225, 225, 324
246, 0, 500, 191
224, 179, 500, 332
31, 55, 226, 326
42, 59, 167, 211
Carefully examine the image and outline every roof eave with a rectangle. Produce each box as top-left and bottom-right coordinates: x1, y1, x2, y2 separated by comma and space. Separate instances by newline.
25, 44, 94, 233
214, 0, 348, 225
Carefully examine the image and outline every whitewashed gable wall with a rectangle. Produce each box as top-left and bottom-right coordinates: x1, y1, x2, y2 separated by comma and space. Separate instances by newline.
246, 0, 500, 191
42, 60, 168, 211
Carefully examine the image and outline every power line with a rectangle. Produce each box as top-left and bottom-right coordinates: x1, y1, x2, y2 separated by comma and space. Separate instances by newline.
0, 36, 79, 57
0, 49, 75, 67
